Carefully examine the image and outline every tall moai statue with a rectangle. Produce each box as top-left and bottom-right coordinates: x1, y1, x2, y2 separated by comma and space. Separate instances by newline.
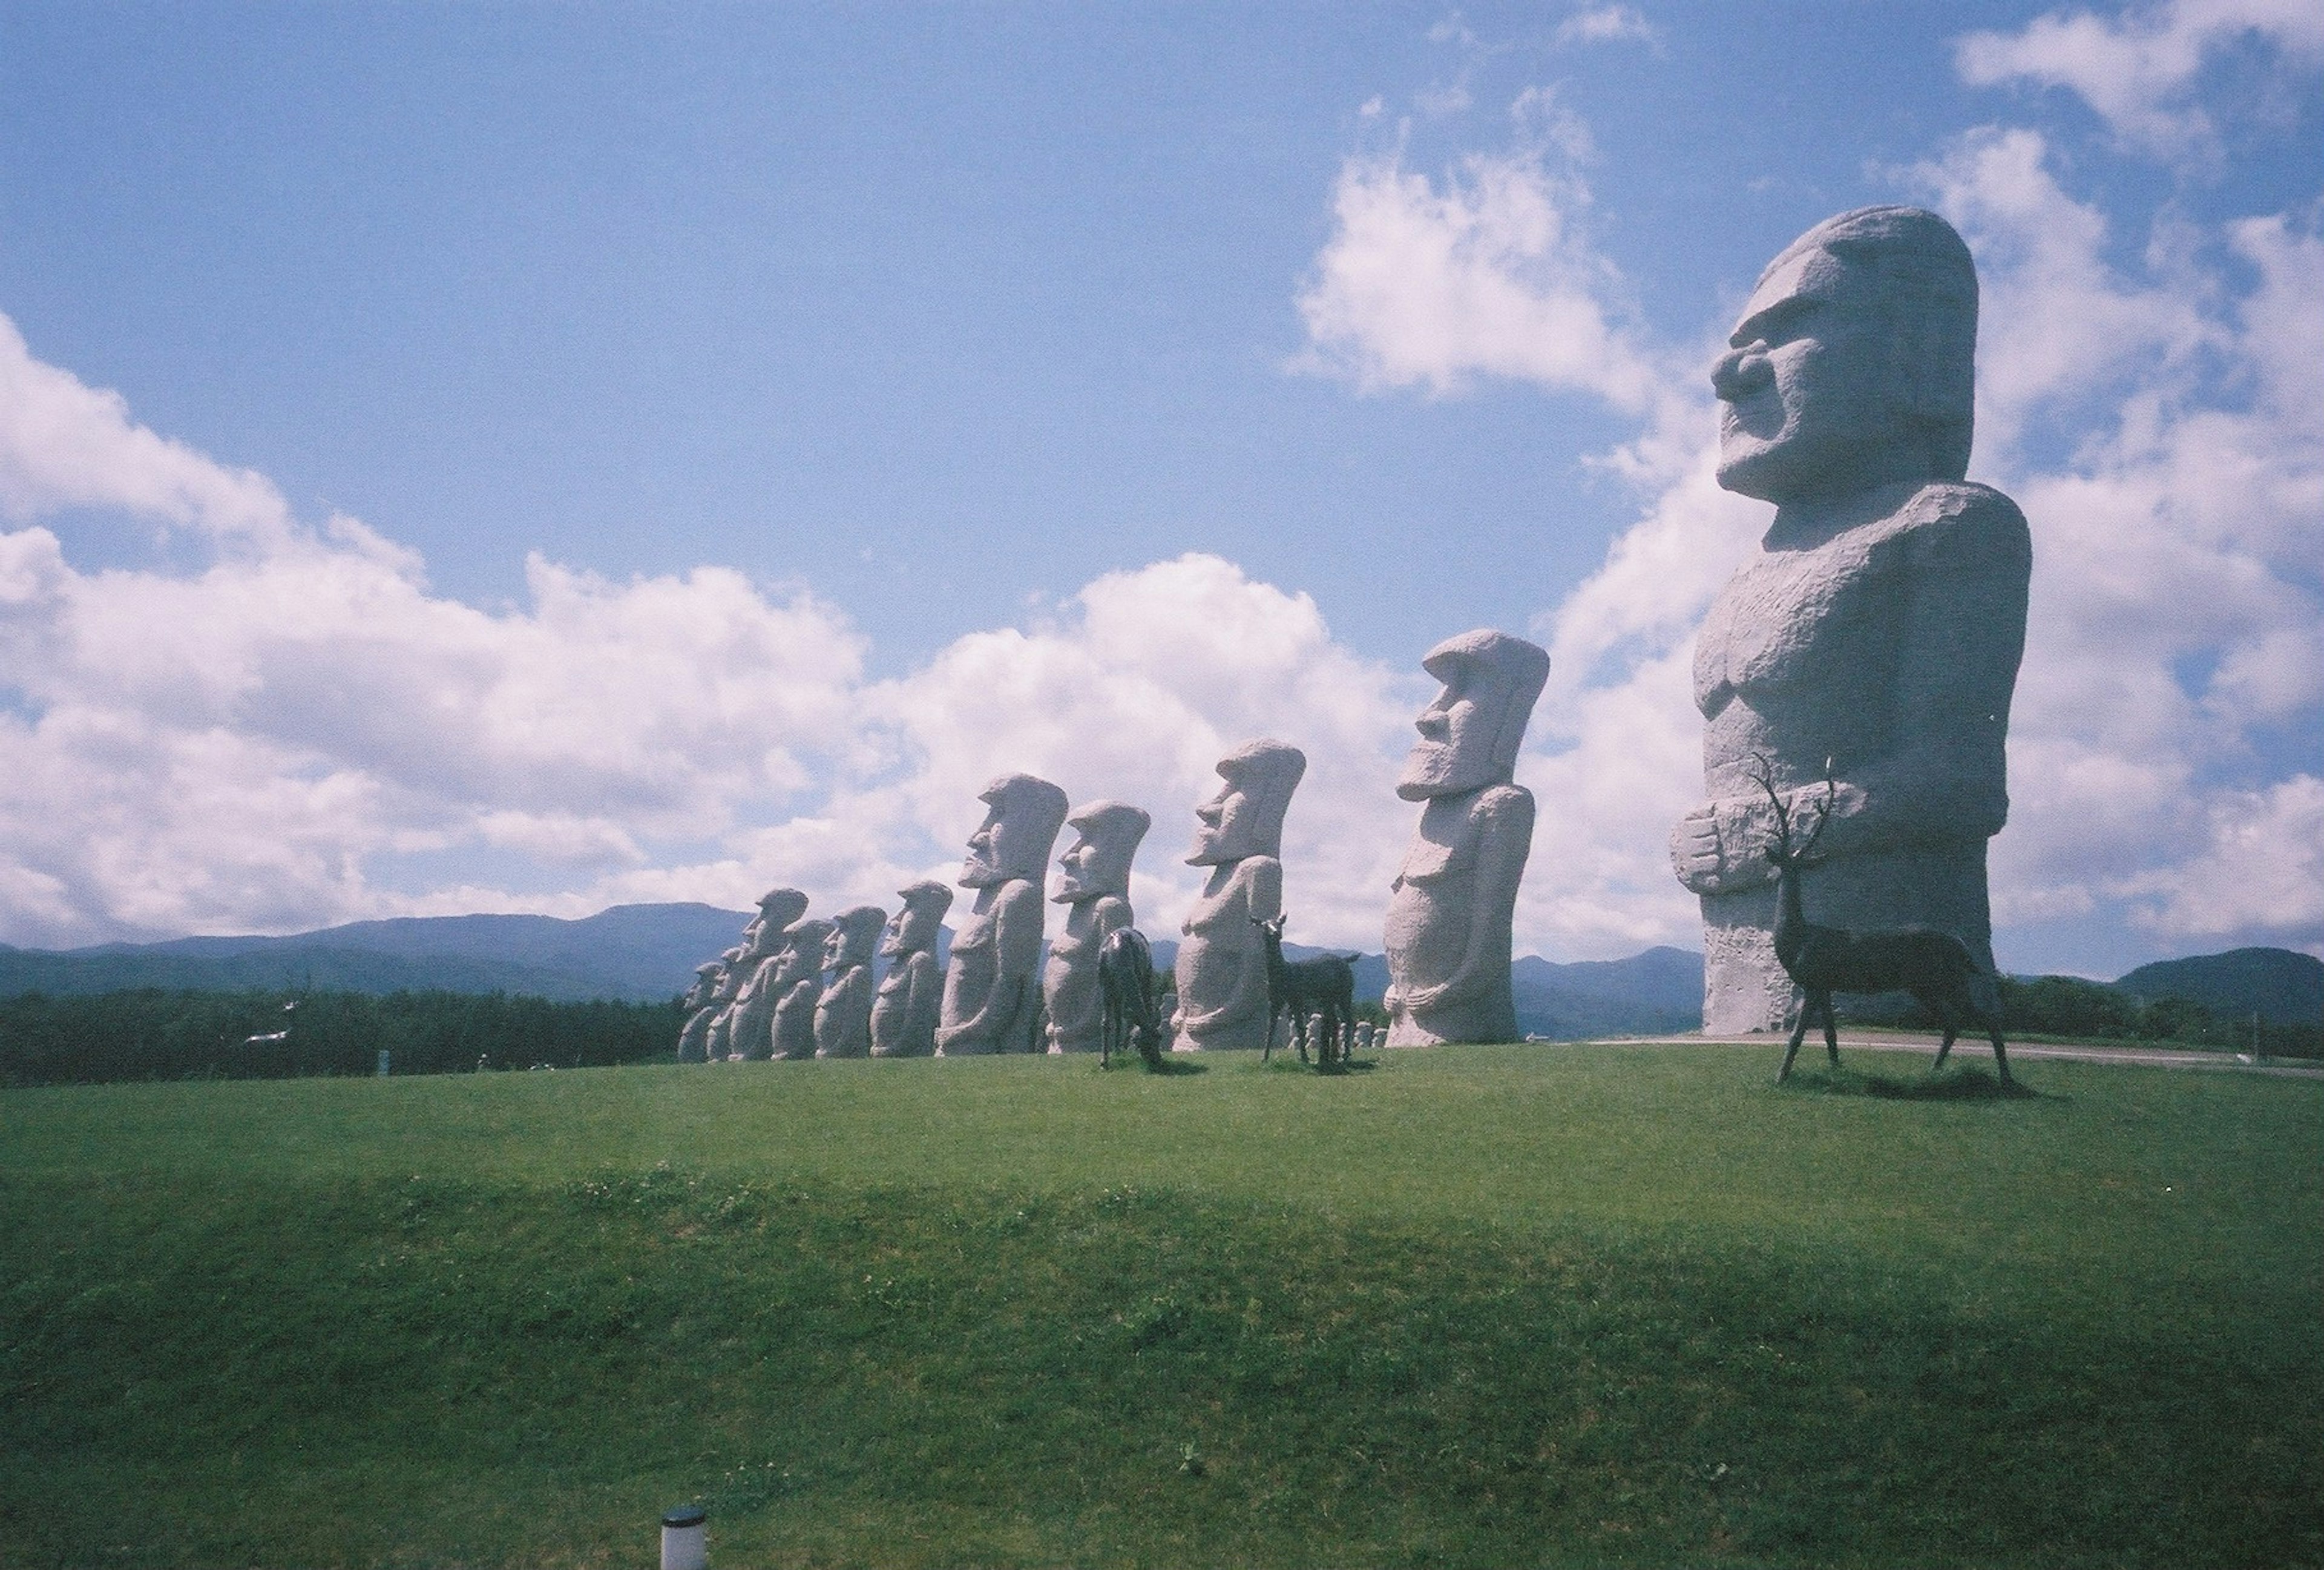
770, 917, 835, 1060
1384, 629, 1550, 1046
1043, 800, 1151, 1054
814, 904, 887, 1059
936, 774, 1070, 1055
1172, 740, 1307, 1051
1672, 205, 2030, 1034
724, 887, 809, 1060
872, 880, 953, 1057
677, 959, 726, 1062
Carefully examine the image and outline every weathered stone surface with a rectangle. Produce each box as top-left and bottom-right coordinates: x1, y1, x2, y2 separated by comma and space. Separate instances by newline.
1172, 740, 1305, 1052
723, 888, 809, 1060
677, 960, 726, 1062
770, 917, 833, 1060
1385, 628, 1549, 1046
1043, 800, 1151, 1053
872, 880, 953, 1057
1673, 206, 2030, 1034
937, 774, 1069, 1055
814, 904, 887, 1059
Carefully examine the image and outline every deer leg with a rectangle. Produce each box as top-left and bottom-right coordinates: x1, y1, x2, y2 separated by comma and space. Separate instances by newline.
1989, 1022, 2012, 1084
1933, 1014, 1957, 1071
1779, 1005, 1810, 1083
1819, 993, 1840, 1067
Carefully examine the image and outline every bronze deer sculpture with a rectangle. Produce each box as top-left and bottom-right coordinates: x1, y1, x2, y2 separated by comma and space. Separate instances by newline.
1096, 927, 1165, 1070
1753, 756, 2012, 1085
1252, 913, 1358, 1067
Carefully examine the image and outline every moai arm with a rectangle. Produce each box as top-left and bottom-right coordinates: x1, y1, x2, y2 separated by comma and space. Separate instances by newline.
1388, 786, 1534, 1012
1175, 858, 1281, 1030
937, 881, 1043, 1042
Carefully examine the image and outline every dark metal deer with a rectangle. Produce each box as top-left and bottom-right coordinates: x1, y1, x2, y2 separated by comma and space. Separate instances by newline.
1097, 927, 1165, 1070
1251, 913, 1357, 1066
1753, 756, 2012, 1085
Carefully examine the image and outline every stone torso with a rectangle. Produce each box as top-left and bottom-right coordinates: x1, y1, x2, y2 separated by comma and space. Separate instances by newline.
1043, 895, 1129, 1053
1173, 857, 1281, 1051
1384, 784, 1533, 1046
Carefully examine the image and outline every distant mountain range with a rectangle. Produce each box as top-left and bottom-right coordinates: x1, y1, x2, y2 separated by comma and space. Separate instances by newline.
1, 905, 2313, 1039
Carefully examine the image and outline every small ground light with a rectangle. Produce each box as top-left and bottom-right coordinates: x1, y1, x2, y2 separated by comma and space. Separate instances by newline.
661, 1503, 707, 1570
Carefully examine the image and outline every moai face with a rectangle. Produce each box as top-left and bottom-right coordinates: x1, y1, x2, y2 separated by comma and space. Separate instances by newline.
1398, 629, 1551, 803
743, 887, 810, 957
1054, 801, 1151, 904
960, 774, 1071, 888
825, 905, 887, 971
1187, 740, 1305, 867
771, 920, 833, 988
1711, 206, 1976, 506
882, 880, 954, 956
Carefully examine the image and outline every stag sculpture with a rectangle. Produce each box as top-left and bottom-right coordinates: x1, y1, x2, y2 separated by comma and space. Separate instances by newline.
1754, 756, 2012, 1085
1251, 913, 1357, 1067
1097, 927, 1166, 1070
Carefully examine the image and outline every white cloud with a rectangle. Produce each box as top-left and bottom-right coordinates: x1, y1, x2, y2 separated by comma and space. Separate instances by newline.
1292, 142, 1664, 410
1955, 0, 2324, 162
1555, 6, 1658, 48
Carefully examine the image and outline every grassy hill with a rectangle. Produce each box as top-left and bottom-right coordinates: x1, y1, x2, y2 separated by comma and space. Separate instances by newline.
3, 1045, 2317, 1568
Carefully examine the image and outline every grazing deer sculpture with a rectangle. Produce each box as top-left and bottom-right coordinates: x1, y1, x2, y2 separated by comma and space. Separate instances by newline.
1251, 913, 1358, 1067
1096, 927, 1165, 1070
1753, 755, 2012, 1085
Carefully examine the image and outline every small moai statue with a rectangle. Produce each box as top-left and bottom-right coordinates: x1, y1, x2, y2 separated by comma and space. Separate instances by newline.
704, 944, 749, 1060
677, 960, 725, 1062
769, 918, 833, 1061
1172, 740, 1307, 1051
1384, 629, 1550, 1046
872, 881, 953, 1057
1044, 800, 1152, 1054
937, 774, 1070, 1056
815, 905, 887, 1059
726, 888, 810, 1061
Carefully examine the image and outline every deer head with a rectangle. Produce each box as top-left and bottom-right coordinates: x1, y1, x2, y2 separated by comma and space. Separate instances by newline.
1750, 754, 1834, 870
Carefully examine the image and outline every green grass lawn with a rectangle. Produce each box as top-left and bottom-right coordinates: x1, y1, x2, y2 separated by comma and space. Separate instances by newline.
3, 1045, 2319, 1568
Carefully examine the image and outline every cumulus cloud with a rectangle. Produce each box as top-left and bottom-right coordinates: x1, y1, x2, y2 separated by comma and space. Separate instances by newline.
0, 317, 1438, 951
1899, 129, 2323, 957
1292, 139, 1665, 411
1955, 0, 2324, 162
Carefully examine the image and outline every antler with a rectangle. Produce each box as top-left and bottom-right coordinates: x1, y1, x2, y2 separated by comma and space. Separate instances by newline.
1749, 752, 1836, 865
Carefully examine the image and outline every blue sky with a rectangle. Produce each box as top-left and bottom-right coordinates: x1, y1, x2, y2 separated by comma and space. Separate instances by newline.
1, 2, 2318, 977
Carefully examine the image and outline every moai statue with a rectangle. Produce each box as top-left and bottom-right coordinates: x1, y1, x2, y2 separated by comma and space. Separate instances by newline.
936, 774, 1069, 1055
1043, 801, 1152, 1054
1172, 740, 1307, 1051
770, 918, 834, 1060
1384, 629, 1550, 1046
677, 960, 726, 1062
814, 904, 887, 1059
703, 947, 747, 1061
872, 880, 953, 1057
724, 888, 809, 1061
1672, 206, 2030, 1034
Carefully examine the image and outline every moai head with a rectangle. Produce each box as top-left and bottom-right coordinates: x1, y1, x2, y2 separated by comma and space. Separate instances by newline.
881, 879, 954, 957
1711, 205, 1977, 506
1054, 800, 1151, 904
713, 945, 749, 998
824, 905, 887, 971
1398, 629, 1551, 802
1187, 739, 1307, 866
743, 887, 810, 958
960, 773, 1071, 888
772, 919, 834, 989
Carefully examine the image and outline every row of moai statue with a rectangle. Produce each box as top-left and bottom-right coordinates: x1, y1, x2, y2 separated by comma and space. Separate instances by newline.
676, 624, 1558, 1057
681, 205, 2030, 1051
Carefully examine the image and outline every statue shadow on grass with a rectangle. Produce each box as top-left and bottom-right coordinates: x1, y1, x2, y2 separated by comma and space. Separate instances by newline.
1779, 1064, 2051, 1101
1254, 1056, 1379, 1076
1114, 1056, 1207, 1076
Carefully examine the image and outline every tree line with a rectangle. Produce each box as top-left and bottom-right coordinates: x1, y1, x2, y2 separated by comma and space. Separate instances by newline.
1856, 974, 2320, 1057
0, 988, 688, 1088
